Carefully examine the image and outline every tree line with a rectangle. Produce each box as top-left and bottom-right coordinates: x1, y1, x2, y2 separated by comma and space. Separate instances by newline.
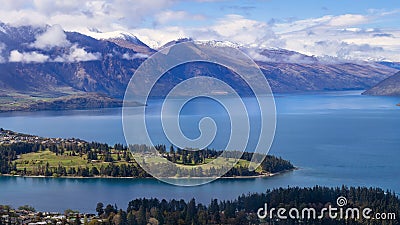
92, 186, 400, 225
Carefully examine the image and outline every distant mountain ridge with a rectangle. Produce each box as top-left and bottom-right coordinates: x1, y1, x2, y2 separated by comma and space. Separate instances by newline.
0, 22, 398, 107
363, 71, 400, 96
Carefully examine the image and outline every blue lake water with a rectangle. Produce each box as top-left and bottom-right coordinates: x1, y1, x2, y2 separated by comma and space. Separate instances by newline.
0, 90, 399, 213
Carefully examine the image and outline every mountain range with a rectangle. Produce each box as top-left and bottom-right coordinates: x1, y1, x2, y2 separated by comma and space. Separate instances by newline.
0, 22, 399, 110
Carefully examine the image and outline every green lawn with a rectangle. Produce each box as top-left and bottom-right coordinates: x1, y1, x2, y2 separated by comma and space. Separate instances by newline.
15, 150, 262, 172
15, 150, 88, 171
132, 153, 262, 171
14, 150, 132, 171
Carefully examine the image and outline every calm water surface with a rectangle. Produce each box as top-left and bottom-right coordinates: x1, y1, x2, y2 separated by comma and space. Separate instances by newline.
0, 91, 399, 212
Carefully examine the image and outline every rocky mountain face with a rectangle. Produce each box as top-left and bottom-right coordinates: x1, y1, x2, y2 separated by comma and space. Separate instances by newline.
258, 60, 395, 93
106, 34, 155, 56
0, 23, 147, 98
363, 71, 400, 96
0, 22, 398, 101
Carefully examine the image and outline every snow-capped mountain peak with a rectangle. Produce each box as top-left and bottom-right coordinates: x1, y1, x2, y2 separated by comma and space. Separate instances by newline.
195, 40, 242, 49
85, 30, 141, 43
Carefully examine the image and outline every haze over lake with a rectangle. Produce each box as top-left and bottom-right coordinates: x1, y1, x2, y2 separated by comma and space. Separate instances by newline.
0, 91, 399, 213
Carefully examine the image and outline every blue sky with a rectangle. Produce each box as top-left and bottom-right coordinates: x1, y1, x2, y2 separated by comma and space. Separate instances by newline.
0, 0, 399, 61
161, 0, 400, 29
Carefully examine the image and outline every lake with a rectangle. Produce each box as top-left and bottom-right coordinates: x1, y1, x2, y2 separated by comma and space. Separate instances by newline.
0, 90, 399, 213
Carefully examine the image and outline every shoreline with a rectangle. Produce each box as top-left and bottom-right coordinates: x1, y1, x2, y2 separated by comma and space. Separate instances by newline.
0, 105, 123, 114
221, 168, 297, 179
0, 168, 297, 180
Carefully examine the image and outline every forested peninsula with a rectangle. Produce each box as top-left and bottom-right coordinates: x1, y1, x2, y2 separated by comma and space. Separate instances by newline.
0, 129, 295, 178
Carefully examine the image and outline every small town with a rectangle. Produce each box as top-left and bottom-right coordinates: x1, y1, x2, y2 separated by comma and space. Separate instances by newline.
0, 205, 96, 225
0, 128, 86, 146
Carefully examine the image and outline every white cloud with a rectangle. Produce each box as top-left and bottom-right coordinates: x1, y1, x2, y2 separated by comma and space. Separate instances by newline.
328, 14, 369, 27
305, 40, 400, 61
30, 24, 70, 49
280, 27, 400, 62
122, 52, 148, 60
8, 45, 102, 63
0, 0, 177, 31
272, 12, 400, 62
9, 50, 49, 63
121, 12, 400, 62
1, 0, 27, 10
133, 14, 283, 49
0, 1, 281, 50
154, 10, 205, 25
67, 46, 100, 62
0, 1, 399, 62
207, 15, 275, 45
32, 0, 83, 15
245, 48, 316, 64
312, 41, 381, 59
131, 27, 188, 48
54, 44, 101, 62
273, 15, 333, 34
274, 14, 370, 35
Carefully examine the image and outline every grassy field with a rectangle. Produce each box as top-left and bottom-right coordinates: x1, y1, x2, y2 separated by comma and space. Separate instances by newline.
15, 150, 262, 173
14, 150, 128, 172
133, 153, 263, 174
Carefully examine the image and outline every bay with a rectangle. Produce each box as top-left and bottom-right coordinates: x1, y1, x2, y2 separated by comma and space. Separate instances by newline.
0, 90, 399, 213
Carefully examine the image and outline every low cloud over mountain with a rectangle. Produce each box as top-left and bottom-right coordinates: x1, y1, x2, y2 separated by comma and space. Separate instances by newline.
0, 1, 399, 62
0, 22, 398, 100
